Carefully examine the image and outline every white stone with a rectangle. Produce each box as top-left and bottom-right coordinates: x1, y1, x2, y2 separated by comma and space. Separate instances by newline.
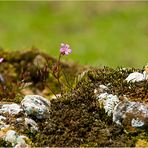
4, 130, 17, 146
21, 95, 51, 119
125, 72, 145, 82
25, 118, 38, 133
0, 103, 23, 115
4, 130, 27, 147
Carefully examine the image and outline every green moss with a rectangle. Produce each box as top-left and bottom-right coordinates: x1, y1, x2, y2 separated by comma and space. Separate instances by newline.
0, 50, 147, 147
0, 138, 12, 147
32, 67, 148, 147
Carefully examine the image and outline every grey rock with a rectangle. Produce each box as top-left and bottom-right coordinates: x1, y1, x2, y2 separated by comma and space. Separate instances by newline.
21, 95, 51, 119
113, 101, 148, 129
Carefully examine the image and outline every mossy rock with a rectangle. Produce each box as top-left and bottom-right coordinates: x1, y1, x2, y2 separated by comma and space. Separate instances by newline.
33, 67, 147, 147
0, 50, 147, 147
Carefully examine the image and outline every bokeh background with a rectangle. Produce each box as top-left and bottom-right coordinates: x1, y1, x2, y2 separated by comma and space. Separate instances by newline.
0, 1, 148, 67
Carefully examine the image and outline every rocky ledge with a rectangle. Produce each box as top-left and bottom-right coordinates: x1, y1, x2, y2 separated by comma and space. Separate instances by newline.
0, 68, 148, 147
0, 50, 148, 147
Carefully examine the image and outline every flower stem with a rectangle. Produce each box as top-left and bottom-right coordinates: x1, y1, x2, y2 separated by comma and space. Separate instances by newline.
56, 53, 62, 93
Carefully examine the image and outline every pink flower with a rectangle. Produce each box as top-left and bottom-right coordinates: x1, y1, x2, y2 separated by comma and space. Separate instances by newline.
60, 43, 72, 55
0, 58, 4, 63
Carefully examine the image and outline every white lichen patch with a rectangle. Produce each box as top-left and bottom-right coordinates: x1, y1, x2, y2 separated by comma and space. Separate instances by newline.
131, 118, 145, 128
25, 118, 38, 133
96, 93, 119, 116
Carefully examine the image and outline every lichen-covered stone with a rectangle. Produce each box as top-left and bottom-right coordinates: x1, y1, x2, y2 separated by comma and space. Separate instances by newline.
0, 104, 23, 115
0, 49, 148, 147
113, 101, 148, 129
21, 95, 51, 119
96, 92, 119, 116
4, 130, 17, 146
3, 130, 26, 146
25, 118, 38, 133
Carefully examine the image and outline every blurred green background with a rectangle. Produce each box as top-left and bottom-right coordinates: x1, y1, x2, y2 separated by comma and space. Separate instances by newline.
0, 1, 148, 67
